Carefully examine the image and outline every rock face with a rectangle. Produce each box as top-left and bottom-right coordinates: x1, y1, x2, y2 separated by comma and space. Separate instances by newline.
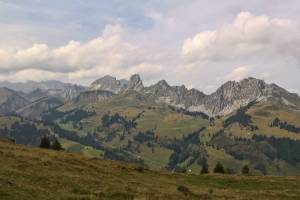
89, 74, 143, 93
199, 78, 269, 115
144, 80, 205, 108
89, 75, 300, 116
46, 84, 86, 101
0, 74, 298, 117
0, 87, 29, 115
125, 74, 144, 92
90, 75, 128, 94
75, 90, 115, 103
148, 77, 300, 116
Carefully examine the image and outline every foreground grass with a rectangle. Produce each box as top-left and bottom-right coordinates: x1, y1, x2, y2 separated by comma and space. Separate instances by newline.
0, 138, 299, 200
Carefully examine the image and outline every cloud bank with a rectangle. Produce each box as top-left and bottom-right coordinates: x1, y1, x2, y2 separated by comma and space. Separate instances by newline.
182, 12, 300, 64
0, 5, 299, 94
0, 24, 162, 83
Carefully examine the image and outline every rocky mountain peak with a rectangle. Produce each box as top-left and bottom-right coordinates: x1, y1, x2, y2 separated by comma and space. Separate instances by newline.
91, 75, 116, 86
145, 80, 169, 94
143, 76, 299, 116
157, 80, 169, 87
89, 74, 144, 94
130, 74, 141, 81
150, 80, 170, 91
215, 77, 267, 100
102, 75, 116, 80
90, 75, 127, 94
195, 78, 268, 115
85, 75, 300, 116
126, 74, 144, 92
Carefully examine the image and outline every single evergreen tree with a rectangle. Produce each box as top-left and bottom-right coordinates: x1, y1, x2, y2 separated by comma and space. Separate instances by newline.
213, 162, 225, 173
242, 165, 250, 175
209, 117, 215, 126
40, 136, 51, 149
52, 138, 63, 151
200, 163, 209, 174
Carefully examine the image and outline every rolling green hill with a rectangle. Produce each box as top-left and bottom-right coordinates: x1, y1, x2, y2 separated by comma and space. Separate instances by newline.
0, 138, 299, 200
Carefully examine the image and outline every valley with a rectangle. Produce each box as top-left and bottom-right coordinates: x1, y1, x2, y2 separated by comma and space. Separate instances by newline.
0, 75, 299, 176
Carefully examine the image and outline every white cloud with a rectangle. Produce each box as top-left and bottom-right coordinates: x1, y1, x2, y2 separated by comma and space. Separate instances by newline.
0, 24, 163, 84
0, 69, 65, 83
0, 4, 300, 95
224, 66, 252, 81
182, 12, 300, 63
287, 88, 299, 94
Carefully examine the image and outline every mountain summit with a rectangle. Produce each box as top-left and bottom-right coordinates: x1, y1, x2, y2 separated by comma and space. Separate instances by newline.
89, 75, 300, 116
145, 77, 300, 116
90, 75, 128, 94
2, 75, 298, 117
90, 74, 143, 94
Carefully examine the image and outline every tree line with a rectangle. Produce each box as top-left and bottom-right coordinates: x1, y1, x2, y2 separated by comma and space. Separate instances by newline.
39, 136, 63, 151
270, 117, 300, 134
223, 102, 258, 131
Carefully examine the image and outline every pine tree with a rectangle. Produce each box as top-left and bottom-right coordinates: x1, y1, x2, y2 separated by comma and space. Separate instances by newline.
242, 165, 250, 175
200, 163, 209, 174
40, 136, 51, 149
213, 162, 225, 173
52, 138, 63, 151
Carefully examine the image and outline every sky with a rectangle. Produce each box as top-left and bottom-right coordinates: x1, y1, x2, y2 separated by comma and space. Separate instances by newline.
0, 0, 300, 94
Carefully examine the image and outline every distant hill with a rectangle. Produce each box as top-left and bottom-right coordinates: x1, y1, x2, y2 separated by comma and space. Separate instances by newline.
16, 96, 63, 120
0, 80, 87, 101
0, 87, 29, 115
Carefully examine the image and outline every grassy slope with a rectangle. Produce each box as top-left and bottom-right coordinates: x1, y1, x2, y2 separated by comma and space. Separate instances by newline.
217, 100, 300, 140
60, 138, 104, 158
201, 101, 300, 174
59, 91, 209, 139
0, 138, 299, 200
57, 92, 210, 169
2, 97, 300, 175
248, 101, 300, 140
55, 96, 300, 174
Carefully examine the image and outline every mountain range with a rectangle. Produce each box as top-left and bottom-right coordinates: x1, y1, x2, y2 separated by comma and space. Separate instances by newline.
0, 74, 300, 176
2, 74, 298, 117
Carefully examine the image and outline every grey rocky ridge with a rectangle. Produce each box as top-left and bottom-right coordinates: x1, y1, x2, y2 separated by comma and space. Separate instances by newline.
0, 80, 87, 102
74, 90, 115, 103
90, 74, 143, 94
90, 75, 128, 94
89, 74, 300, 116
0, 74, 299, 117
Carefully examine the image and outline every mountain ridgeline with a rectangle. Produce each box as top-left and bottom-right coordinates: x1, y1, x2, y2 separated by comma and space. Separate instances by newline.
0, 75, 299, 117
0, 75, 300, 176
89, 74, 300, 116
